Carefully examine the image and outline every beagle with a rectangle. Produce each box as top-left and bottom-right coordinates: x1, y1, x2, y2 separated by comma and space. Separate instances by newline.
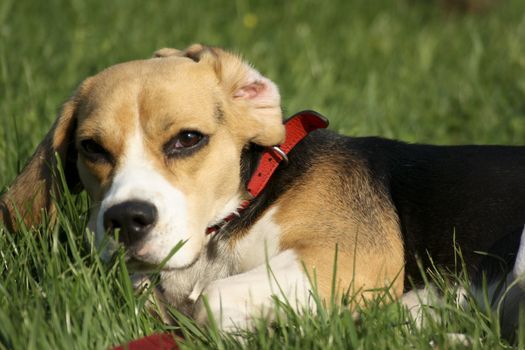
1, 44, 525, 333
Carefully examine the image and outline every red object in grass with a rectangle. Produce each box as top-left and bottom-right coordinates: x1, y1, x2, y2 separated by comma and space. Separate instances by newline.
111, 333, 180, 350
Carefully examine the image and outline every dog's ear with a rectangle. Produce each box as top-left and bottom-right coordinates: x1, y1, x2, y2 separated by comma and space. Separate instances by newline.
154, 44, 215, 63
154, 44, 285, 146
153, 47, 181, 58
0, 80, 90, 232
154, 44, 222, 74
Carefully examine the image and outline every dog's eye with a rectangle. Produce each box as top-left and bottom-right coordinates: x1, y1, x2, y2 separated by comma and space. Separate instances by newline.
177, 131, 203, 148
164, 131, 207, 158
80, 139, 112, 162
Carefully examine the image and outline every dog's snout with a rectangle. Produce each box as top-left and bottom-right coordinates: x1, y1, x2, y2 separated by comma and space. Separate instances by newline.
103, 201, 157, 244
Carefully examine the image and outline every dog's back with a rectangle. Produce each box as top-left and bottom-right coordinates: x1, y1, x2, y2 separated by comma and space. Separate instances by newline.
340, 136, 525, 282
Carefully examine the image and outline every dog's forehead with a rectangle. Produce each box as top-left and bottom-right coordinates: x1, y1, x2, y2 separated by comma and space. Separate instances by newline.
76, 57, 220, 133
88, 58, 218, 102
94, 57, 214, 85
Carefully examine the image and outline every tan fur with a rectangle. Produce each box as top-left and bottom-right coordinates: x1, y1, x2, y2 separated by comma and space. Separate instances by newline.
276, 157, 405, 304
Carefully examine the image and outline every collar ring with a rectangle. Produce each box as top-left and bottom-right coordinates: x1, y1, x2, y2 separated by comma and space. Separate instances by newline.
271, 146, 289, 166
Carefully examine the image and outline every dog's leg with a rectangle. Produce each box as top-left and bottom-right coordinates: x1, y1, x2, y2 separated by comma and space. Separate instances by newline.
193, 249, 311, 331
401, 286, 440, 329
486, 224, 525, 339
402, 286, 474, 346
404, 225, 525, 342
513, 225, 525, 286
293, 243, 405, 311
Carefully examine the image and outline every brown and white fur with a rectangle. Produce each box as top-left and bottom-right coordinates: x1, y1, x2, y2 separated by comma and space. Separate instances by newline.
1, 44, 525, 334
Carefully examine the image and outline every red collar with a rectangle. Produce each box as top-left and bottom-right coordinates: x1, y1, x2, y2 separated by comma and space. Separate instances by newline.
206, 110, 329, 235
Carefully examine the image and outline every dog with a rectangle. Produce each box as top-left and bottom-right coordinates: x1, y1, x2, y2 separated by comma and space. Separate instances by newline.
1, 44, 525, 334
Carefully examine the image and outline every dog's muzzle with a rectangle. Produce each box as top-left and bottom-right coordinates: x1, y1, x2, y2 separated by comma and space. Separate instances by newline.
103, 200, 158, 245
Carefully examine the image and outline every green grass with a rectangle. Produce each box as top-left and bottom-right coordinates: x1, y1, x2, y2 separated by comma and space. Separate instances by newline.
1, 0, 525, 348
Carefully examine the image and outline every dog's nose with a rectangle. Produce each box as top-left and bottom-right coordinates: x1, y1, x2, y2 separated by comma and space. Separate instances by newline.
103, 200, 157, 244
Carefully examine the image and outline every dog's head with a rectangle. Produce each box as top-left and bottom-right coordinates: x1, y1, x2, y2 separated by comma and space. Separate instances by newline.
0, 44, 285, 269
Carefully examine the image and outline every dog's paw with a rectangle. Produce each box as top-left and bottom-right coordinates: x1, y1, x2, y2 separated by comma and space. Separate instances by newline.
193, 278, 271, 331
192, 250, 312, 331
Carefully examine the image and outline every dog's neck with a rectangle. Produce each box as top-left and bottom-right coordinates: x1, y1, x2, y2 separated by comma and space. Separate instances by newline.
208, 143, 268, 236
208, 111, 330, 238
211, 139, 304, 240
240, 143, 265, 190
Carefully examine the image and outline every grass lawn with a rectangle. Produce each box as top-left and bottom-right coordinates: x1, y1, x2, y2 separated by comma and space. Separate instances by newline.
1, 0, 525, 348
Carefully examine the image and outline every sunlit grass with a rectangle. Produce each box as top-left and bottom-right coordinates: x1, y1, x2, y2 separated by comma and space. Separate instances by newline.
1, 0, 525, 348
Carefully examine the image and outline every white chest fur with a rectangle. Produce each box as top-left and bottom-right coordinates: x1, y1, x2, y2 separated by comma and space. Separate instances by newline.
234, 206, 283, 272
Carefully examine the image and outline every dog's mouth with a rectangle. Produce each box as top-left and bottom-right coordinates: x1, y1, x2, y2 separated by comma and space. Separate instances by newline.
107, 229, 203, 272
125, 256, 161, 273
124, 253, 200, 273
